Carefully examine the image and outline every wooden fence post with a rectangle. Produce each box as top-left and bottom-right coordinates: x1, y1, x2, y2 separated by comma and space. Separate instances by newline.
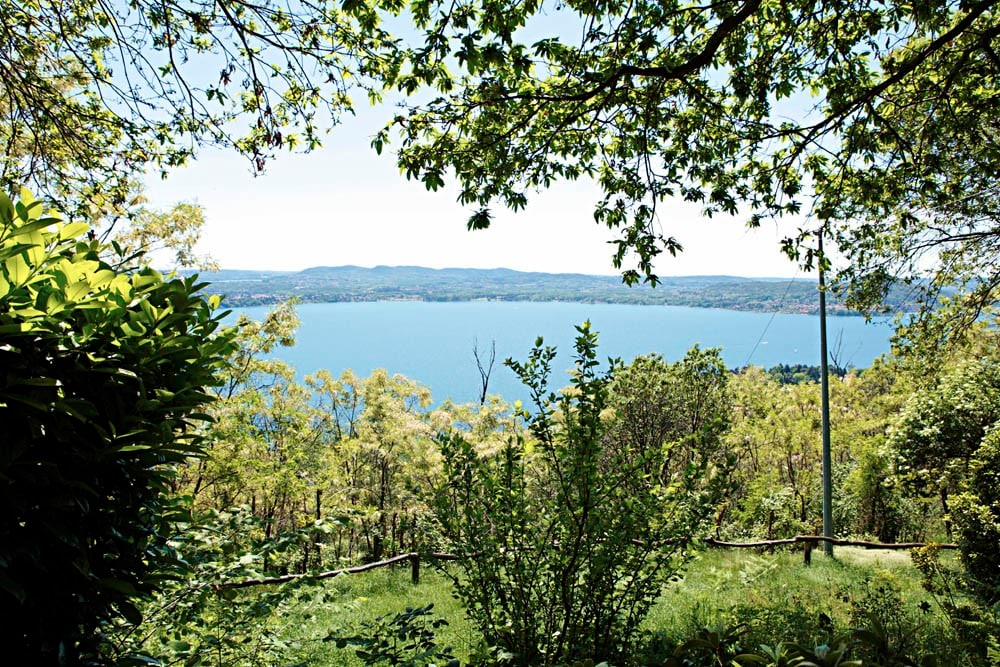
410, 553, 420, 585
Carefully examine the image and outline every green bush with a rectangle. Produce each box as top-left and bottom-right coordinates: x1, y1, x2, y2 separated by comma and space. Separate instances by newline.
0, 190, 232, 663
432, 325, 732, 666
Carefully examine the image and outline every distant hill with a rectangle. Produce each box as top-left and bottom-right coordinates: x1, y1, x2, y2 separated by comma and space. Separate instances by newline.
191, 265, 914, 315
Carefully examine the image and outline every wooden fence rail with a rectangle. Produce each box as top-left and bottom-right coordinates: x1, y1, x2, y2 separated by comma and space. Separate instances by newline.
213, 551, 458, 591
214, 536, 958, 590
704, 535, 958, 565
703, 535, 958, 550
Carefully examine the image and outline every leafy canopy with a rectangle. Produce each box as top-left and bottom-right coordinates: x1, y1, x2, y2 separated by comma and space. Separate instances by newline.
7, 0, 998, 321
385, 0, 1000, 312
1, 0, 404, 218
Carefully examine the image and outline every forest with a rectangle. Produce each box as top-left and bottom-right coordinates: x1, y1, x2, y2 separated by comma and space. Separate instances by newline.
3, 0, 1000, 665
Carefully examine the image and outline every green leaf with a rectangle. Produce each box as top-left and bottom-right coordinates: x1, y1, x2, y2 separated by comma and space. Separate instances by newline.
4, 254, 31, 284
9, 218, 55, 237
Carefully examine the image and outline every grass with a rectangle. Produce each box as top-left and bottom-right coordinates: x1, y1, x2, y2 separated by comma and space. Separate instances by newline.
640, 547, 963, 663
645, 547, 936, 635
266, 547, 968, 666
280, 565, 477, 665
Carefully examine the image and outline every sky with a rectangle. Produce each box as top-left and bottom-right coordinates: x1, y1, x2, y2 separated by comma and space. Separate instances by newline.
143, 108, 810, 280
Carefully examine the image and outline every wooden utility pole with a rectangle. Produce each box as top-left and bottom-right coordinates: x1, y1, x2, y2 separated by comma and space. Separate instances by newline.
818, 231, 834, 557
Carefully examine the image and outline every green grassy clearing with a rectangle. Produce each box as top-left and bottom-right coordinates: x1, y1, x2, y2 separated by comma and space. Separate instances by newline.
269, 546, 968, 666
279, 566, 476, 665
641, 547, 966, 663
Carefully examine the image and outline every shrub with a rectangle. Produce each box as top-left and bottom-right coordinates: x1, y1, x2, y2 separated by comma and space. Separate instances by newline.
0, 190, 232, 662
431, 324, 732, 666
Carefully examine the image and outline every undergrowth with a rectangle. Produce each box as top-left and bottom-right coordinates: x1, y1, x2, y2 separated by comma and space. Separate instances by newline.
119, 547, 976, 665
638, 547, 975, 665
274, 548, 973, 666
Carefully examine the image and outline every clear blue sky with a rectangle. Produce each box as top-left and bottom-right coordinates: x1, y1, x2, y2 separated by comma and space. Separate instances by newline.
143, 106, 809, 279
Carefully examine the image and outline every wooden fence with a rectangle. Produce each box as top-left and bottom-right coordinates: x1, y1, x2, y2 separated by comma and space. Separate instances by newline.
214, 551, 458, 590
703, 535, 958, 564
214, 536, 958, 590
704, 535, 957, 550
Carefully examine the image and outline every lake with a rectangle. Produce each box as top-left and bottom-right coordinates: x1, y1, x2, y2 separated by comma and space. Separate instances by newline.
231, 301, 895, 404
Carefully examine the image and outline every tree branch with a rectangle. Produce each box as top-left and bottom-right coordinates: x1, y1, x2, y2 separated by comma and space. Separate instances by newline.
501, 0, 764, 104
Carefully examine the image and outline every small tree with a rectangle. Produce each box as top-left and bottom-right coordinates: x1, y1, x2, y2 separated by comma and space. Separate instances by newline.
0, 190, 232, 662
432, 324, 732, 666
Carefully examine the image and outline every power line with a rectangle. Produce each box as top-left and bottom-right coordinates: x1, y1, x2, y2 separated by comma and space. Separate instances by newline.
743, 270, 802, 368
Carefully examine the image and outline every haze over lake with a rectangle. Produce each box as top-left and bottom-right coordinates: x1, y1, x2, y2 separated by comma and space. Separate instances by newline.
233, 301, 894, 405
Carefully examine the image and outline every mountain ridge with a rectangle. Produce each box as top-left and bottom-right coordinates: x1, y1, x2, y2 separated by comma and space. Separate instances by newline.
190, 265, 911, 315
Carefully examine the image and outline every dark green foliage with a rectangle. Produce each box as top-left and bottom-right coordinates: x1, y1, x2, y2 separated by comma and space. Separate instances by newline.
766, 363, 852, 385
766, 363, 824, 385
663, 622, 878, 667
640, 548, 975, 666
432, 324, 732, 666
0, 191, 232, 663
328, 604, 459, 667
844, 573, 938, 666
663, 623, 751, 667
837, 446, 918, 545
890, 359, 1000, 497
663, 588, 945, 666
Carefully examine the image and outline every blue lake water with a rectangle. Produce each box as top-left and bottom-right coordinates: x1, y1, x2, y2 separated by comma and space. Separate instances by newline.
232, 302, 894, 405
